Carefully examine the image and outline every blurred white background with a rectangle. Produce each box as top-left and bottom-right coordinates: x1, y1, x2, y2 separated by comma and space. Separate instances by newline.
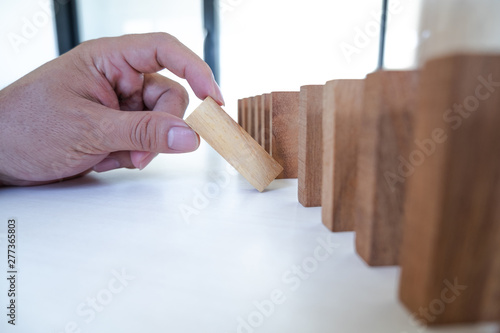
1, 0, 422, 118
0, 1, 58, 89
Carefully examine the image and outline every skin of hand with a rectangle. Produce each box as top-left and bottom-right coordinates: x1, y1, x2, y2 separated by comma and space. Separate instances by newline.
0, 33, 224, 186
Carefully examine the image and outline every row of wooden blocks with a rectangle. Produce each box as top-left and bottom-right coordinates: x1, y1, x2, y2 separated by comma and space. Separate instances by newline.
237, 54, 500, 326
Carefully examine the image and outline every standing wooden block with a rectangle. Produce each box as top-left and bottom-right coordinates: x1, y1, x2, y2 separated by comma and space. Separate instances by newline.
355, 70, 419, 266
238, 99, 243, 127
271, 92, 300, 179
246, 97, 254, 139
321, 80, 364, 230
242, 98, 249, 134
399, 54, 500, 325
298, 85, 324, 207
254, 95, 262, 145
261, 93, 272, 153
186, 97, 283, 192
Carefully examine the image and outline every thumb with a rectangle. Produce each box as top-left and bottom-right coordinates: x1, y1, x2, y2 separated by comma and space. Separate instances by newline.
99, 108, 200, 154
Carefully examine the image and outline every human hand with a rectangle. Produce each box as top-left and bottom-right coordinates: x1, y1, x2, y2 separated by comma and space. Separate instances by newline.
0, 33, 224, 186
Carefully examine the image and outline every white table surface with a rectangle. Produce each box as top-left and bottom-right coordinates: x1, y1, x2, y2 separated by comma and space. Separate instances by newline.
1, 143, 498, 333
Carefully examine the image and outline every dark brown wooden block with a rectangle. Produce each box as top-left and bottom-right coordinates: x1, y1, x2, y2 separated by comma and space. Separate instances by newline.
243, 97, 250, 135
355, 70, 419, 266
254, 95, 262, 145
321, 80, 364, 230
238, 99, 243, 127
399, 54, 500, 325
261, 93, 271, 153
247, 97, 254, 139
271, 92, 300, 179
298, 85, 324, 207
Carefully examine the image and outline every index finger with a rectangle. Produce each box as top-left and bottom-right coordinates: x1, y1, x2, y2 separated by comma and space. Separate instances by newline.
89, 33, 224, 105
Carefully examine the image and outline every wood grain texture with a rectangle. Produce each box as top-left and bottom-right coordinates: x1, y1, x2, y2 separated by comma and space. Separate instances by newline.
238, 99, 243, 128
271, 92, 300, 179
355, 70, 419, 266
242, 98, 249, 134
186, 97, 283, 192
321, 80, 364, 230
298, 85, 324, 207
247, 97, 254, 139
254, 95, 262, 145
261, 93, 272, 153
399, 54, 500, 325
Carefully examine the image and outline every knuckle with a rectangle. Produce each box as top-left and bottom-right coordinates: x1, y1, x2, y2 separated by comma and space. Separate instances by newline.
130, 113, 158, 151
171, 82, 190, 109
201, 62, 214, 79
153, 32, 178, 44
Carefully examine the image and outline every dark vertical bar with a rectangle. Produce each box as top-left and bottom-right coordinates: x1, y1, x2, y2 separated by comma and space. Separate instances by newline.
377, 0, 389, 70
53, 0, 80, 55
203, 0, 220, 84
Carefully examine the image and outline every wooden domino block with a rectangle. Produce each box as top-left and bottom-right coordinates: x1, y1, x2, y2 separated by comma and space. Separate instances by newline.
246, 97, 254, 139
254, 95, 262, 145
355, 70, 419, 266
261, 93, 272, 153
321, 80, 364, 230
186, 97, 283, 192
399, 54, 500, 325
242, 98, 249, 134
238, 99, 243, 127
298, 85, 324, 207
271, 92, 300, 179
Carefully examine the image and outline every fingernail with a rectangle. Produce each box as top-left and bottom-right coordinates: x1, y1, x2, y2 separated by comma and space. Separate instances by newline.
168, 126, 199, 152
93, 158, 120, 173
212, 79, 225, 106
138, 152, 158, 170
132, 151, 150, 168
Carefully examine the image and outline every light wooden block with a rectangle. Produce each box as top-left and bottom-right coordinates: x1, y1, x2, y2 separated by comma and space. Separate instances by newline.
261, 93, 272, 153
399, 54, 500, 325
298, 85, 324, 207
254, 95, 262, 145
271, 92, 300, 179
355, 70, 419, 266
321, 80, 364, 230
186, 97, 283, 192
